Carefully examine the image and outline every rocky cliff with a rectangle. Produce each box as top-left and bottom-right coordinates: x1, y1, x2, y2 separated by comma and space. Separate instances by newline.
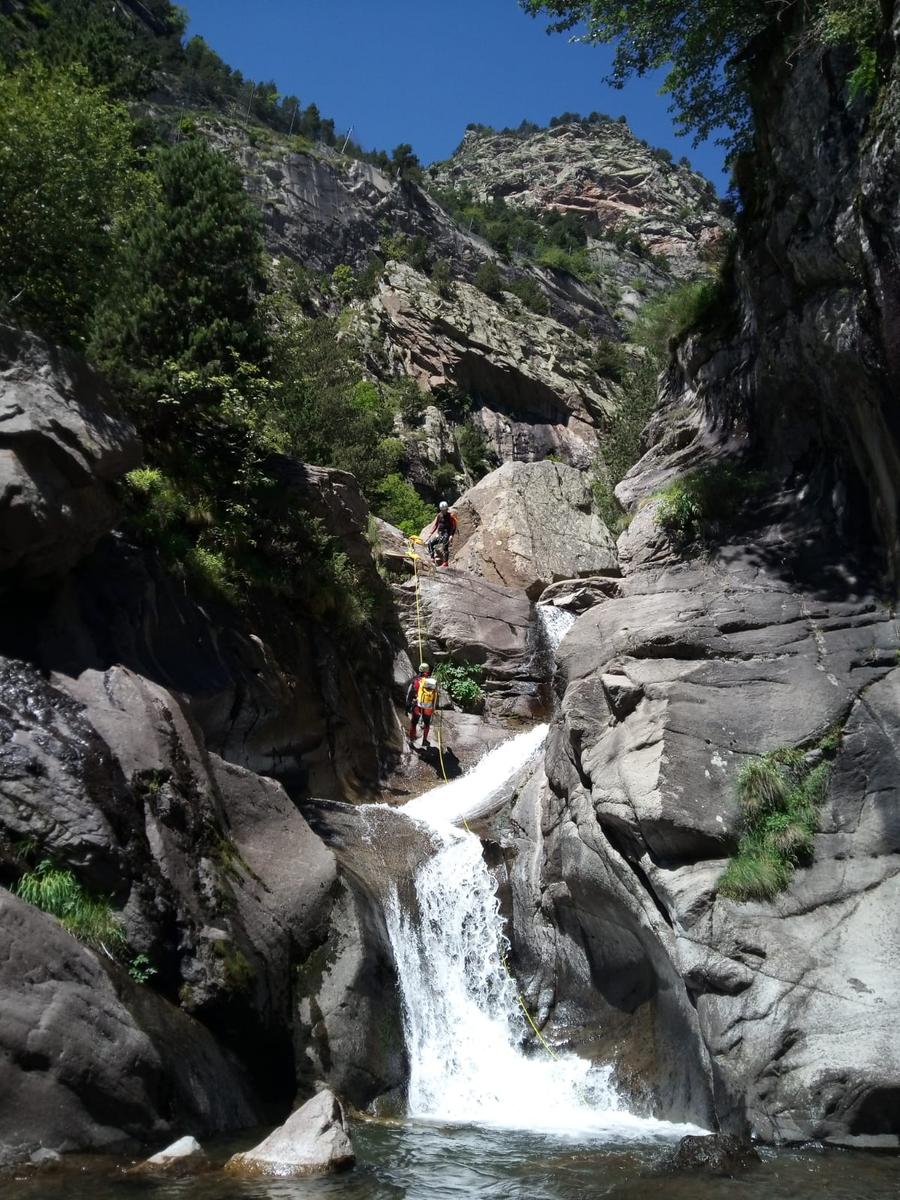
481, 3, 900, 1149
3, 0, 900, 1164
431, 120, 729, 280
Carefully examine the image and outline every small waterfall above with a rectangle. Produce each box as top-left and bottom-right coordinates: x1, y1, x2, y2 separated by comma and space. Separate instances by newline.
536, 603, 576, 652
384, 729, 705, 1141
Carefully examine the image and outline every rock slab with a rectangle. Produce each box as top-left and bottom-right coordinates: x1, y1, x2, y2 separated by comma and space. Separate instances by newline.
226, 1090, 354, 1178
452, 460, 618, 599
0, 323, 140, 584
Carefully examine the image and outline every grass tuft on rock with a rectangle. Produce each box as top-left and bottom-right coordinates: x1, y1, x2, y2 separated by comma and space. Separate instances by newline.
16, 860, 126, 951
718, 738, 840, 902
654, 463, 767, 549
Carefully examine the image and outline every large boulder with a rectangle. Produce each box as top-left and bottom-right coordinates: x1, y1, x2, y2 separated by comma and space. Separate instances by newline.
225, 1089, 354, 1178
0, 324, 140, 585
0, 890, 258, 1166
452, 460, 618, 599
0, 655, 339, 1120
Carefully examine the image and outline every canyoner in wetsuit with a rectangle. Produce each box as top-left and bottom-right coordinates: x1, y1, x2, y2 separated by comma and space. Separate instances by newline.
406, 663, 439, 747
427, 501, 458, 568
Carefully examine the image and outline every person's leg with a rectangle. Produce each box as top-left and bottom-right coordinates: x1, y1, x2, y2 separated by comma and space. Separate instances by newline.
421, 715, 431, 744
408, 709, 419, 742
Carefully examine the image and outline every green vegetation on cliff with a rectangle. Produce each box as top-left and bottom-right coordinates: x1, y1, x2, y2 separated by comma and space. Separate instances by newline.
719, 734, 841, 901
0, 63, 152, 344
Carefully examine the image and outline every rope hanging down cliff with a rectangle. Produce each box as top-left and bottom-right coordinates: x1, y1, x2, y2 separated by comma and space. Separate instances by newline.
405, 535, 556, 1059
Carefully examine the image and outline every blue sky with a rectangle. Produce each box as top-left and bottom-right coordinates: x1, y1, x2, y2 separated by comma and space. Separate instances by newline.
184, 0, 729, 190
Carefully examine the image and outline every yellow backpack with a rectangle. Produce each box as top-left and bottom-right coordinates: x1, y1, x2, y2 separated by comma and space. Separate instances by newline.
417, 677, 438, 713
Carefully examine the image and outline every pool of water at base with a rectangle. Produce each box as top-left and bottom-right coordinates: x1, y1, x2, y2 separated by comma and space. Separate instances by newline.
3, 1121, 900, 1200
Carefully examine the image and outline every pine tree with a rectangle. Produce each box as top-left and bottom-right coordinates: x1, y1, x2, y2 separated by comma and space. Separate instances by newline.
91, 137, 267, 394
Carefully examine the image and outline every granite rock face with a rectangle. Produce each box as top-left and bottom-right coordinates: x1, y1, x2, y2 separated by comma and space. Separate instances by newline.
0, 325, 140, 585
451, 460, 618, 598
225, 1089, 354, 1178
357, 262, 619, 471
484, 14, 900, 1138
0, 890, 258, 1165
432, 120, 729, 282
8, 465, 403, 802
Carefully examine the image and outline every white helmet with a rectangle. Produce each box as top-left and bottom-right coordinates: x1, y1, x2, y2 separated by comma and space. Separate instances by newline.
439, 500, 449, 510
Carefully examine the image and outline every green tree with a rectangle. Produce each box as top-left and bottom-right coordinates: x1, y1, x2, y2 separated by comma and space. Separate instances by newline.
522, 0, 770, 147
0, 63, 150, 344
91, 137, 267, 392
522, 1, 885, 150
0, 0, 185, 94
474, 260, 505, 299
390, 142, 423, 182
267, 314, 400, 497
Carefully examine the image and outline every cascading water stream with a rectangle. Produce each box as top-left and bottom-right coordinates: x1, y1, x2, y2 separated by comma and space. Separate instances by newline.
385, 726, 705, 1141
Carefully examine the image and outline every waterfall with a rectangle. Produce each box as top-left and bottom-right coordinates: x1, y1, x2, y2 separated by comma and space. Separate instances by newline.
384, 729, 705, 1141
535, 602, 576, 652
403, 723, 547, 825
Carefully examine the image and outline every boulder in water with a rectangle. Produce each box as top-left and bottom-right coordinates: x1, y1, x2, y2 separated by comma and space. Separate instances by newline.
225, 1090, 354, 1178
136, 1136, 208, 1173
667, 1133, 760, 1174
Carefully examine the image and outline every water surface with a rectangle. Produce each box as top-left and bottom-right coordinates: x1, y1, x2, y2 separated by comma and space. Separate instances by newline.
3, 1122, 899, 1200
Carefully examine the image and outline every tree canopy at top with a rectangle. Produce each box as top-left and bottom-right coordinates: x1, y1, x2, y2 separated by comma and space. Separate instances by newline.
520, 0, 885, 153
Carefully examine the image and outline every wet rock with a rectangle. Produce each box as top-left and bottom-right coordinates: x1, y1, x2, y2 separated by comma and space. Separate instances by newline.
225, 1090, 354, 1178
0, 324, 140, 585
451, 461, 618, 599
394, 567, 542, 721
539, 575, 622, 612
139, 1136, 208, 1172
668, 1133, 760, 1173
290, 805, 409, 1110
0, 889, 259, 1165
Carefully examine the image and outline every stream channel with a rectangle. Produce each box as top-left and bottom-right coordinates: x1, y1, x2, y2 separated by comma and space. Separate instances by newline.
5, 612, 900, 1198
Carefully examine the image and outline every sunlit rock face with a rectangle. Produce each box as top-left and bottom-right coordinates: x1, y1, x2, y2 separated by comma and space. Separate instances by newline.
431, 120, 729, 281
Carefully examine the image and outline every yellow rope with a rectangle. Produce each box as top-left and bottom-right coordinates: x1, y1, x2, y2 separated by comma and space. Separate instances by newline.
413, 555, 424, 665
501, 953, 559, 1060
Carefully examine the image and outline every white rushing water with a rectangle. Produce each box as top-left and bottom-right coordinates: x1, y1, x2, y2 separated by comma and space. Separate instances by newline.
386, 728, 705, 1142
536, 602, 577, 652
403, 723, 548, 825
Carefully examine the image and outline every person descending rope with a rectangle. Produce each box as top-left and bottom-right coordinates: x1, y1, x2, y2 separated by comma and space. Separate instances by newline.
426, 500, 458, 568
406, 664, 439, 747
